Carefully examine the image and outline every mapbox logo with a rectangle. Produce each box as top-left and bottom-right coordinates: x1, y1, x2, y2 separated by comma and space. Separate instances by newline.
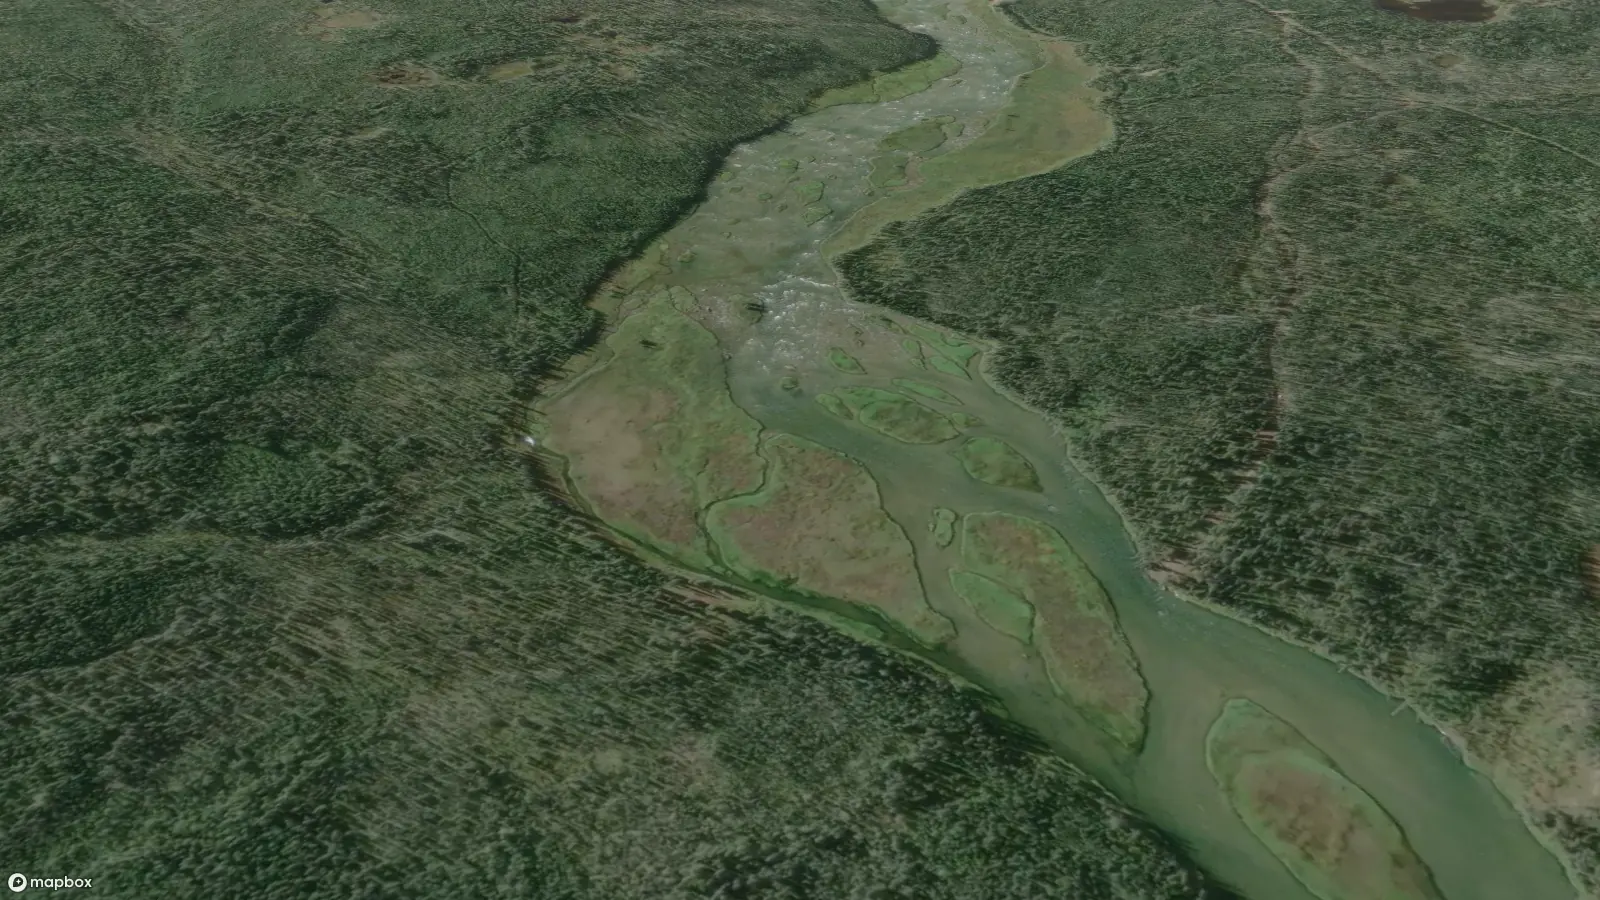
8, 874, 93, 892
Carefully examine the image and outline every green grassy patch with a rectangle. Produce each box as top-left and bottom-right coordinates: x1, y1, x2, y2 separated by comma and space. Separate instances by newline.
892, 377, 960, 405
869, 153, 911, 190
802, 204, 833, 225
810, 52, 961, 111
908, 322, 979, 368
900, 337, 928, 366
879, 117, 952, 154
816, 392, 854, 419
953, 437, 1041, 492
834, 387, 959, 444
871, 52, 962, 103
928, 355, 969, 379
827, 347, 866, 374
949, 568, 1035, 644
930, 506, 957, 548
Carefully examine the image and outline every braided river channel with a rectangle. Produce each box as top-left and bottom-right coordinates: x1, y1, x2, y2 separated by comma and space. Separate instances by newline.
531, 0, 1576, 897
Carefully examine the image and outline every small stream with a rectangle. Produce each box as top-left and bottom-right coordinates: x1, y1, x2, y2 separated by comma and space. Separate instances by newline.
540, 0, 1576, 896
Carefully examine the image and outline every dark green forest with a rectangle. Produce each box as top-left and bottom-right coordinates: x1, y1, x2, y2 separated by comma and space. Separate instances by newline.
839, 0, 1600, 890
0, 0, 1223, 896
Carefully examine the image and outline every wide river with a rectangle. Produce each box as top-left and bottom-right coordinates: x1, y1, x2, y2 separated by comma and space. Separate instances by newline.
537, 0, 1577, 896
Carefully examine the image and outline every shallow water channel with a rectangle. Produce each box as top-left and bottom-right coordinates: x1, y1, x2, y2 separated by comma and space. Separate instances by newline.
533, 0, 1575, 896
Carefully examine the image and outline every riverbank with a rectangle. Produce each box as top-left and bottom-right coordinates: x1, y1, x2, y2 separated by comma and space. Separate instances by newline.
529, 0, 1578, 896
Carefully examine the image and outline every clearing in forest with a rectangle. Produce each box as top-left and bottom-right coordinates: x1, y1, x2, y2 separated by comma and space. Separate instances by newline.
485, 59, 539, 81
304, 7, 383, 41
